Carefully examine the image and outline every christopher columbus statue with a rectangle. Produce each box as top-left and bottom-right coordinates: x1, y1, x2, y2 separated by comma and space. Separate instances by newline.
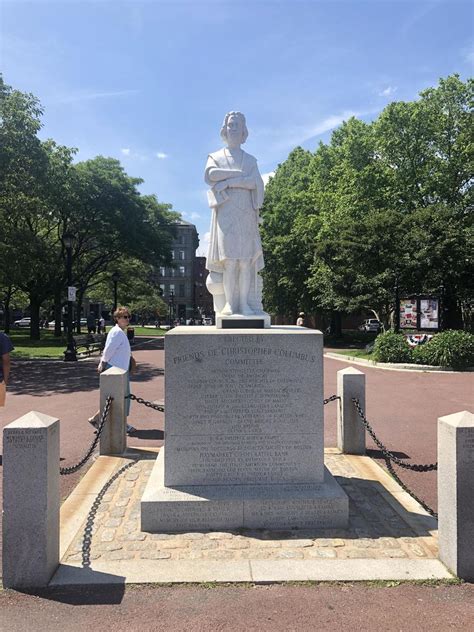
205, 111, 270, 327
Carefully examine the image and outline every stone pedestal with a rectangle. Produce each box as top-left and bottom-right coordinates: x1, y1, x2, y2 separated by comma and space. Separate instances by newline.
2, 411, 60, 588
141, 326, 348, 531
438, 410, 474, 580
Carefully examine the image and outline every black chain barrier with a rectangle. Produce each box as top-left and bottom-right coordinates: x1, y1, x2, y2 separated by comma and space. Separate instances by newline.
82, 460, 135, 567
59, 396, 113, 476
351, 398, 437, 472
126, 393, 164, 412
323, 395, 340, 405
384, 455, 437, 518
351, 397, 438, 518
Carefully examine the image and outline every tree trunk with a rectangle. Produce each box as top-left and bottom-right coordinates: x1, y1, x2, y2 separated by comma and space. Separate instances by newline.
331, 311, 342, 338
29, 295, 41, 340
54, 289, 62, 337
3, 286, 12, 333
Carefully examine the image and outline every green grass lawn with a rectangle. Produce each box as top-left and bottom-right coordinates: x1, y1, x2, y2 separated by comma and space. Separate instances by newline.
6, 327, 168, 359
7, 329, 68, 359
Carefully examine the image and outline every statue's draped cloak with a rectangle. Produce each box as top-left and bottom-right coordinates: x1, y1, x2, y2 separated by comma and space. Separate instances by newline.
205, 149, 264, 274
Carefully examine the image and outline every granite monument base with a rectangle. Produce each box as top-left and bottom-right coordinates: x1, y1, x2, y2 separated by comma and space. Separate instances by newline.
141, 449, 348, 532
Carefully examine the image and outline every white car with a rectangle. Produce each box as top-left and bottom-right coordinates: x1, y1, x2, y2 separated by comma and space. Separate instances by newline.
13, 317, 31, 328
359, 319, 382, 333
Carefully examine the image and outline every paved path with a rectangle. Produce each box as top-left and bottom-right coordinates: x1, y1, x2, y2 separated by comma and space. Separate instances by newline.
0, 337, 472, 620
1, 583, 473, 631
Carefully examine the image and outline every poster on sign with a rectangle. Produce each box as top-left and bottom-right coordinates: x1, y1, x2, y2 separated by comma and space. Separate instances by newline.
399, 299, 417, 328
420, 298, 439, 329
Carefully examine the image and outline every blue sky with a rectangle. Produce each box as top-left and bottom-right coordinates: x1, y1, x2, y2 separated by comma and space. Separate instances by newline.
1, 0, 473, 254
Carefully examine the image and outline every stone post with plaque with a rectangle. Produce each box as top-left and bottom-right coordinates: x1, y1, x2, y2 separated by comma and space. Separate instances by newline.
438, 410, 474, 580
141, 327, 348, 531
2, 411, 60, 588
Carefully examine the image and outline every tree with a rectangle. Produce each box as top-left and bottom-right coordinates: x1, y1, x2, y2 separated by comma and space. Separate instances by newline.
260, 147, 316, 320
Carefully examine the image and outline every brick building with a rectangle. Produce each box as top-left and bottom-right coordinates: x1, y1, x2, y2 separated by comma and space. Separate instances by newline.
157, 219, 200, 322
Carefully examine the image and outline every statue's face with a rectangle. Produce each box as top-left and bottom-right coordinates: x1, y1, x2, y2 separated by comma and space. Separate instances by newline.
226, 115, 243, 146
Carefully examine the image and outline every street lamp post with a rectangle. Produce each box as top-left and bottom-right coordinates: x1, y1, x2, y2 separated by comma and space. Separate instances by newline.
63, 232, 77, 362
168, 290, 175, 328
112, 271, 120, 312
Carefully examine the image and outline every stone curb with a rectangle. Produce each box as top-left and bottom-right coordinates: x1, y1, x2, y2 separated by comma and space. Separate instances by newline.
324, 352, 472, 373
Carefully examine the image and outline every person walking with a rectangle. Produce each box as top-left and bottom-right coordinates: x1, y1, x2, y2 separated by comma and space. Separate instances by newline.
0, 332, 14, 408
88, 306, 136, 434
296, 312, 305, 327
87, 312, 96, 334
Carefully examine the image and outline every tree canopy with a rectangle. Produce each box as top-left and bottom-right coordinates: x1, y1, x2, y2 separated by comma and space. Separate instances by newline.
260, 74, 473, 329
0, 74, 178, 337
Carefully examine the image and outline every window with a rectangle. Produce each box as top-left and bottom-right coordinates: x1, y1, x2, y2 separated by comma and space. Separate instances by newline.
169, 268, 175, 277
171, 250, 175, 260
179, 250, 185, 260
159, 267, 165, 277
159, 284, 165, 296
169, 284, 175, 295
179, 284, 185, 297
179, 266, 185, 277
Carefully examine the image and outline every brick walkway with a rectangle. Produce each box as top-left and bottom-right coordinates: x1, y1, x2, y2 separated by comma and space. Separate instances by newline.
58, 449, 442, 582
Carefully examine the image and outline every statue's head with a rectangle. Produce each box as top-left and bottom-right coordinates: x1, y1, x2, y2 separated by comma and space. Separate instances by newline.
220, 111, 248, 146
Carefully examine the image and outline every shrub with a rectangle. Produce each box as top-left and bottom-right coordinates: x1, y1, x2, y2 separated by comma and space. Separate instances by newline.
372, 331, 413, 363
412, 330, 474, 369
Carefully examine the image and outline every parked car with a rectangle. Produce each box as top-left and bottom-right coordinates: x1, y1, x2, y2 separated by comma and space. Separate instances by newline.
202, 317, 213, 326
47, 318, 88, 328
13, 317, 31, 328
359, 319, 382, 333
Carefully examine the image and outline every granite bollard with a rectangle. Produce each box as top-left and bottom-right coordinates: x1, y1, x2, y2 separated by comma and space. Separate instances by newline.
2, 411, 59, 588
337, 367, 366, 455
99, 366, 127, 456
438, 410, 474, 580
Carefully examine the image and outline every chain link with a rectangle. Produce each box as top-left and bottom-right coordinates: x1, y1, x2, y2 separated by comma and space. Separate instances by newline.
60, 396, 113, 476
383, 455, 437, 518
126, 393, 164, 412
351, 397, 437, 518
81, 459, 135, 567
324, 394, 340, 405
352, 398, 437, 472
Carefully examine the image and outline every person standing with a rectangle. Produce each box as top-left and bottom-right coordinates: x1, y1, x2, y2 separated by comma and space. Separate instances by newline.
0, 332, 14, 408
98, 316, 105, 334
88, 306, 136, 434
87, 312, 96, 334
296, 312, 305, 327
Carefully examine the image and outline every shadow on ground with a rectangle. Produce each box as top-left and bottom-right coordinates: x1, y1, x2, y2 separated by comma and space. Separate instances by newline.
16, 581, 126, 605
8, 362, 163, 397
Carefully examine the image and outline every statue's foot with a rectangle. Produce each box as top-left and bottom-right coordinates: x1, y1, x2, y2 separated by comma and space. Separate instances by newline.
221, 303, 233, 315
240, 304, 254, 316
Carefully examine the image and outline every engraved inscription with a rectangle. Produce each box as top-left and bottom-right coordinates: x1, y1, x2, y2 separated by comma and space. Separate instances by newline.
460, 430, 474, 465
5, 429, 44, 447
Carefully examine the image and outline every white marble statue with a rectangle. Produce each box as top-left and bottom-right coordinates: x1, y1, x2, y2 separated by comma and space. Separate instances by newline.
205, 111, 268, 321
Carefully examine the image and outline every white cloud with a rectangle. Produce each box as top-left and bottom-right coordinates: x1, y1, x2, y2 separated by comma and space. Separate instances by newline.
378, 86, 397, 98
121, 148, 131, 156
261, 171, 275, 187
182, 211, 201, 221
196, 231, 210, 256
52, 89, 139, 105
156, 152, 168, 159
